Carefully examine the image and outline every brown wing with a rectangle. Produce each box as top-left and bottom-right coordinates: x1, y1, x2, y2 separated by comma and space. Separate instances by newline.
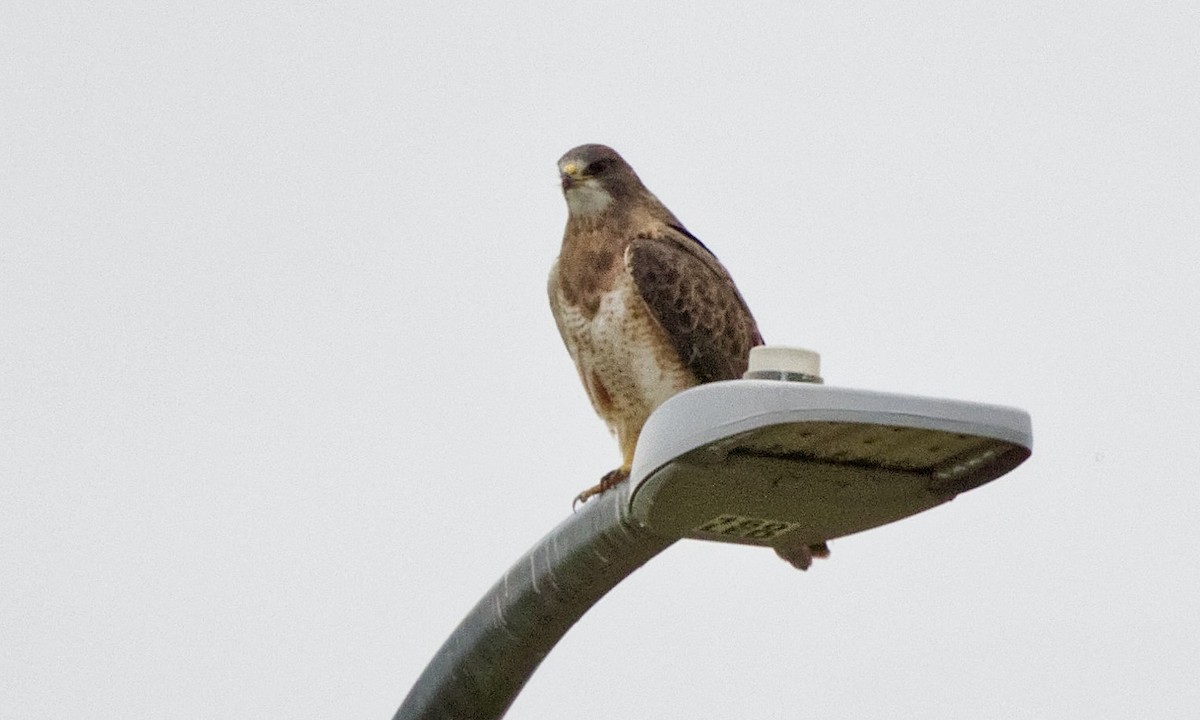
627, 228, 763, 384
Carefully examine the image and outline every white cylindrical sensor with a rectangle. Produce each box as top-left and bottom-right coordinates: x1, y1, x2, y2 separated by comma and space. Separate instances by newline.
744, 345, 822, 383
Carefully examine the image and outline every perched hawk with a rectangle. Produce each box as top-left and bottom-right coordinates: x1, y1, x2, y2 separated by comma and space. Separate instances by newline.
547, 144, 829, 571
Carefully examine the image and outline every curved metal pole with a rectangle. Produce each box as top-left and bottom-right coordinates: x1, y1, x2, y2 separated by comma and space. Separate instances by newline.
394, 486, 674, 720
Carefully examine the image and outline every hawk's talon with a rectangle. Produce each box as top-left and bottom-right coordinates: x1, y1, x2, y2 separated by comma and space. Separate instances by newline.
572, 467, 631, 511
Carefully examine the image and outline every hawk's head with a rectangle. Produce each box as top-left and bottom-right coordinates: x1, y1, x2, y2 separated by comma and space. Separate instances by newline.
558, 144, 643, 216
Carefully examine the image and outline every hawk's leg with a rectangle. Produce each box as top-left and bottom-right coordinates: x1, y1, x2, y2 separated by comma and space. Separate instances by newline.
573, 427, 639, 509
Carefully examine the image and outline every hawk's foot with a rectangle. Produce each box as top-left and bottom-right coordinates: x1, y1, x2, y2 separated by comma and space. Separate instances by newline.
572, 467, 631, 510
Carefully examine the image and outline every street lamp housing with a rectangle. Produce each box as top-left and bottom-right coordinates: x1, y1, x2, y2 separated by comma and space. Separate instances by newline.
629, 379, 1032, 551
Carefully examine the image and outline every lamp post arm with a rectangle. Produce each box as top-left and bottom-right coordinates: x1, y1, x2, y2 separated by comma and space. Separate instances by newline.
394, 486, 673, 720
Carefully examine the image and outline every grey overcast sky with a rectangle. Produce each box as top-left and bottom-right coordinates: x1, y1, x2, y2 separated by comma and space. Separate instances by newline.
3, 2, 1198, 718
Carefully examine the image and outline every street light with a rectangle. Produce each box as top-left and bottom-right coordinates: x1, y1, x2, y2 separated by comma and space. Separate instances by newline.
394, 348, 1032, 720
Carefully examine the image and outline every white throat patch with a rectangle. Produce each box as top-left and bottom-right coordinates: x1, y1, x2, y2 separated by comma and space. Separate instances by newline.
564, 180, 613, 215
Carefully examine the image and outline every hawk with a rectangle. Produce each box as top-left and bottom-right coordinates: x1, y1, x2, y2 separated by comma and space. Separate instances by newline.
547, 144, 829, 570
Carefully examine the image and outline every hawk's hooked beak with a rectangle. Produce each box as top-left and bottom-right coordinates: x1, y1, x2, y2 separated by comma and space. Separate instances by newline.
558, 161, 614, 215
560, 162, 582, 191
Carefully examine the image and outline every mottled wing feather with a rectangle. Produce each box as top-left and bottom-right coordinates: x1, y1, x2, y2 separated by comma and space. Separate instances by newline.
627, 231, 763, 384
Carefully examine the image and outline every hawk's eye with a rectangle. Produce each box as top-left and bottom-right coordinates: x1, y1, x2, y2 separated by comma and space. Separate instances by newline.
584, 159, 613, 175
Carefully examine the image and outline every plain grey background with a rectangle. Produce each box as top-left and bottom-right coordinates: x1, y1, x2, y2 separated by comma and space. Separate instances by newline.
3, 2, 1197, 717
